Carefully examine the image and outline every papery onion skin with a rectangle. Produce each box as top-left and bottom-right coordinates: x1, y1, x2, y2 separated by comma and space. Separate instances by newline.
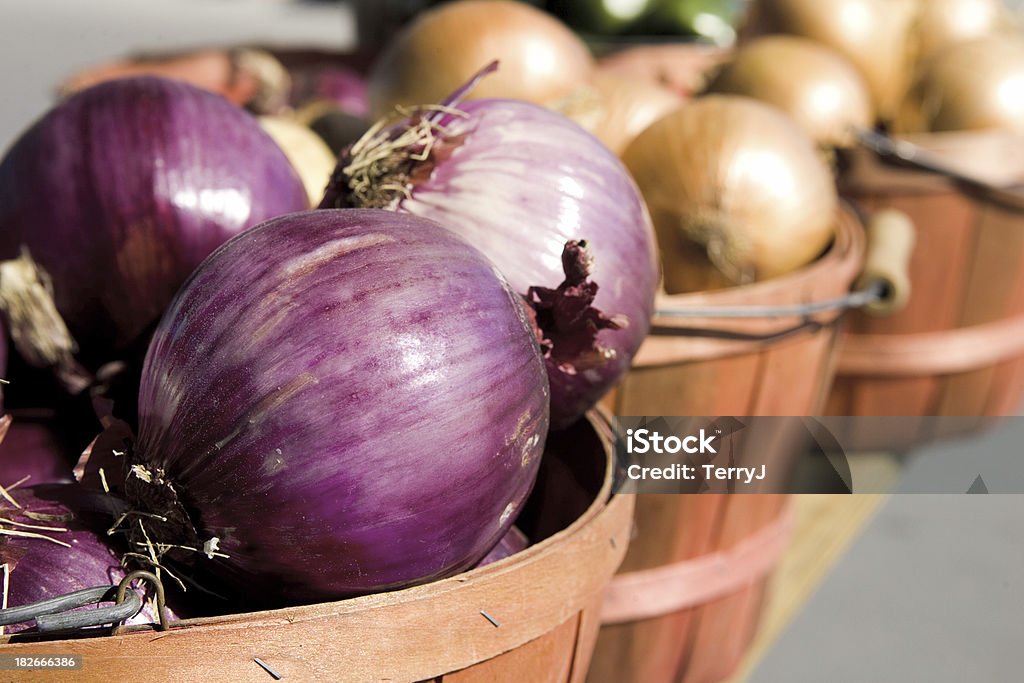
623, 95, 837, 292
914, 0, 1008, 65
126, 209, 549, 606
705, 35, 873, 148
0, 485, 168, 634
258, 116, 338, 207
0, 76, 308, 371
589, 72, 685, 156
367, 0, 594, 120
896, 36, 1024, 134
747, 0, 918, 123
324, 97, 659, 427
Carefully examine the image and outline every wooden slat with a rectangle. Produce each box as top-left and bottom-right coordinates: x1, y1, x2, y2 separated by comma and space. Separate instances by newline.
443, 613, 580, 683
591, 210, 864, 683
847, 191, 977, 336
682, 495, 788, 682
568, 597, 605, 683
832, 136, 1024, 431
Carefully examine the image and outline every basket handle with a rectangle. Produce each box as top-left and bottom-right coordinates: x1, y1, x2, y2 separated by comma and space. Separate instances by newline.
855, 209, 915, 316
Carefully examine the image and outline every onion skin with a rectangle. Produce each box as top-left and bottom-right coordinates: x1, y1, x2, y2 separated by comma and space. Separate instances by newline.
0, 485, 167, 634
748, 0, 918, 122
367, 0, 593, 119
258, 116, 338, 207
914, 0, 1008, 65
121, 209, 548, 606
705, 35, 873, 148
324, 96, 659, 427
896, 36, 1024, 134
623, 95, 837, 292
0, 76, 308, 373
589, 72, 685, 156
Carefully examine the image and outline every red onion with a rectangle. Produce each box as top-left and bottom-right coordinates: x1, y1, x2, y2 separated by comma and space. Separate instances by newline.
91, 209, 548, 607
0, 485, 167, 634
321, 65, 659, 427
0, 76, 308, 392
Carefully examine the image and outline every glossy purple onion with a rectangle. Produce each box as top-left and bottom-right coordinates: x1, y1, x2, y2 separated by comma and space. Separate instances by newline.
0, 485, 168, 634
322, 77, 659, 426
0, 76, 308, 376
113, 209, 548, 607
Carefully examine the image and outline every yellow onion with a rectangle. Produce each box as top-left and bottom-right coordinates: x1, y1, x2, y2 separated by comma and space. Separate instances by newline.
623, 95, 838, 292
896, 36, 1024, 134
258, 116, 338, 206
587, 71, 685, 156
367, 0, 593, 119
705, 35, 873, 148
914, 0, 1009, 64
748, 0, 918, 122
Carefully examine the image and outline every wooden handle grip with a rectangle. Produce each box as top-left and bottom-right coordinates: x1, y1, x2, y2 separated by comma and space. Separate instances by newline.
856, 209, 915, 315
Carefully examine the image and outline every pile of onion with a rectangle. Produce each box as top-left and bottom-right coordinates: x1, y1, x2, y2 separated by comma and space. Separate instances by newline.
895, 36, 1024, 134
704, 35, 873, 148
913, 0, 1009, 65
746, 0, 919, 123
623, 95, 838, 293
321, 65, 659, 426
0, 76, 308, 398
84, 209, 549, 607
366, 0, 594, 120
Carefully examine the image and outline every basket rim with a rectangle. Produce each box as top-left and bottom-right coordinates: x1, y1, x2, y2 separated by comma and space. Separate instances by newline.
0, 411, 635, 682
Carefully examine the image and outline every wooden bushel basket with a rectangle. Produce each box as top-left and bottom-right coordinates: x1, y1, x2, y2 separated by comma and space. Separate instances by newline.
828, 130, 1024, 450
0, 412, 633, 683
588, 210, 865, 683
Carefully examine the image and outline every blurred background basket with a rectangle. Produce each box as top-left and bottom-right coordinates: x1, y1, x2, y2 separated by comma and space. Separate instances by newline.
590, 207, 864, 683
828, 130, 1024, 450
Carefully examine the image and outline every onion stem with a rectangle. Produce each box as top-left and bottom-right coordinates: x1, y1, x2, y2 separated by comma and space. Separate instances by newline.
524, 240, 627, 375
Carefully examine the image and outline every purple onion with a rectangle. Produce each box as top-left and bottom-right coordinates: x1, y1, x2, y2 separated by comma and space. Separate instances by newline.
321, 67, 659, 426
0, 485, 168, 634
0, 415, 76, 486
102, 208, 548, 607
0, 76, 308, 385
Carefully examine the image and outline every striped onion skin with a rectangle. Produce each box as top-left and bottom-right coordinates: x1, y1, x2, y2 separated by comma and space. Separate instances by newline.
124, 209, 548, 607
